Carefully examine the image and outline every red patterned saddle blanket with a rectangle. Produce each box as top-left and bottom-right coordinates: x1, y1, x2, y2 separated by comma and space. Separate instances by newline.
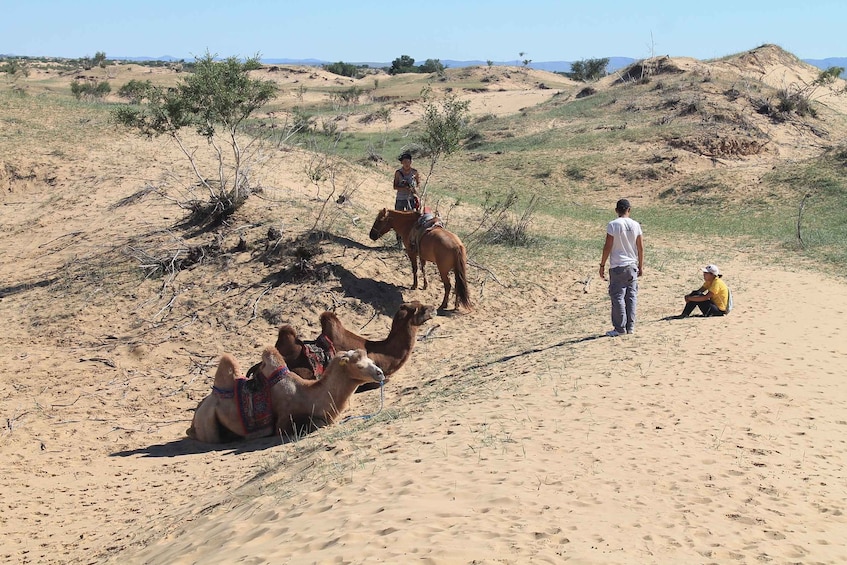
214, 366, 289, 438
304, 334, 336, 378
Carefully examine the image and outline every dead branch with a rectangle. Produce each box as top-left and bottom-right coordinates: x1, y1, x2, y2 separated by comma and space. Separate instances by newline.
38, 231, 83, 248
79, 357, 117, 368
163, 374, 199, 397
246, 284, 274, 325
580, 275, 593, 293
418, 324, 441, 341
468, 259, 508, 288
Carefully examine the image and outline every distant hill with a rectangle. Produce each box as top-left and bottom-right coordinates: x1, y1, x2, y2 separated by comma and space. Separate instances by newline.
5, 52, 844, 77
258, 57, 636, 73
250, 56, 847, 77
803, 57, 847, 77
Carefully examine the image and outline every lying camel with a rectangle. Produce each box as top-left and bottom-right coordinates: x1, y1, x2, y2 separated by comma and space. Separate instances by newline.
186, 347, 384, 443
262, 347, 385, 440
186, 346, 290, 443
320, 301, 436, 388
268, 301, 435, 384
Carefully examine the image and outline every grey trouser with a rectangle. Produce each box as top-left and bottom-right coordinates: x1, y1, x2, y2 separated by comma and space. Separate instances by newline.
395, 196, 416, 211
609, 264, 638, 333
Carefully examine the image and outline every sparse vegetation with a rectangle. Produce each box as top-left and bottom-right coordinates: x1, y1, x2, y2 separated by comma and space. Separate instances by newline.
1, 59, 30, 81
70, 79, 111, 100
565, 57, 610, 82
464, 191, 540, 248
117, 79, 153, 103
323, 61, 368, 78
414, 86, 471, 204
112, 52, 279, 228
388, 55, 446, 75
328, 86, 362, 109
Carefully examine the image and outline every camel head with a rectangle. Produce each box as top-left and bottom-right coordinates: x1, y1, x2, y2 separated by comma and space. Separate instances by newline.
369, 208, 392, 241
259, 346, 288, 378
337, 349, 385, 385
396, 301, 437, 327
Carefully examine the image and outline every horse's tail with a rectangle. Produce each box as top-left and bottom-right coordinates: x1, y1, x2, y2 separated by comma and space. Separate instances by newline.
454, 244, 472, 311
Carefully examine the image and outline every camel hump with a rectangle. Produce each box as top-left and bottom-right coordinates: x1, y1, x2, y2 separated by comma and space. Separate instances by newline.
277, 324, 298, 339
261, 346, 285, 366
219, 352, 238, 365
319, 311, 339, 330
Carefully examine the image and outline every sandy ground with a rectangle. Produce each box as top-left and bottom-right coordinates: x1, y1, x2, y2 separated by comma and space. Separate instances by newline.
2, 51, 847, 564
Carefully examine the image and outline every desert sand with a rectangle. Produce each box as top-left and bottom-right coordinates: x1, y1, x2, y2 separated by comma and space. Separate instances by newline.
2, 50, 847, 564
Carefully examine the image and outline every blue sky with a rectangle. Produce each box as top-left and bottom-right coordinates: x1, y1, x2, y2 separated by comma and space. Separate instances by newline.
3, 0, 845, 62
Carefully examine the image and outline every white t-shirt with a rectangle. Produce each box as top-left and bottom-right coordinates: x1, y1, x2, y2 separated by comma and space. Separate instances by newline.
606, 217, 642, 268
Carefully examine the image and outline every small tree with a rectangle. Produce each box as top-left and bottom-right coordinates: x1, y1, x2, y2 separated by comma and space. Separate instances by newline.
419, 59, 445, 74
415, 86, 470, 204
389, 55, 416, 75
567, 58, 609, 82
112, 52, 279, 226
323, 61, 360, 77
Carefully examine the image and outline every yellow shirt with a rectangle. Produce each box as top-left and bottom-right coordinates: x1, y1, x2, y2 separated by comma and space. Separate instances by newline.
702, 277, 729, 312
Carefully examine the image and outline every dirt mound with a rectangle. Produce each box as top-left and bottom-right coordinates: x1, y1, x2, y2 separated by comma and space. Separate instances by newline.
614, 56, 686, 83
668, 134, 768, 158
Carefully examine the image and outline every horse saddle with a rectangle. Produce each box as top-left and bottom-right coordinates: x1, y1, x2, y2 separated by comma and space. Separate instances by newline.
409, 213, 443, 252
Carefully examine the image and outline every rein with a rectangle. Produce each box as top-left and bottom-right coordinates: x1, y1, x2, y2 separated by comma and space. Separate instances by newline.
212, 386, 234, 399
340, 380, 385, 424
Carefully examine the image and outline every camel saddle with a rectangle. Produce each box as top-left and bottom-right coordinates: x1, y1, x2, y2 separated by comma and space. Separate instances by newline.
303, 334, 336, 378
246, 334, 336, 382
214, 366, 289, 439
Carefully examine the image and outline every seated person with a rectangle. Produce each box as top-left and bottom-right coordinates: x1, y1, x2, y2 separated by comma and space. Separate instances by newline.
677, 264, 729, 317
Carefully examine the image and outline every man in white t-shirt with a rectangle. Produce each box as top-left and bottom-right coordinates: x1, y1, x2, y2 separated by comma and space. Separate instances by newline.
599, 199, 644, 337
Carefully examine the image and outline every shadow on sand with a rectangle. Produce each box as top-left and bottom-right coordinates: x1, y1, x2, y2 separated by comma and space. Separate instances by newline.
110, 435, 285, 458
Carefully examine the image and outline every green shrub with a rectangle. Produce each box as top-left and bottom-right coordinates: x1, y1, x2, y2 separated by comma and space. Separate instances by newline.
70, 80, 111, 100
117, 79, 152, 104
567, 58, 609, 82
323, 61, 361, 78
112, 52, 278, 228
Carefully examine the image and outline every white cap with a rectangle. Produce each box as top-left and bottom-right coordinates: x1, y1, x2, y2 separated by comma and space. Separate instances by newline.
702, 264, 721, 276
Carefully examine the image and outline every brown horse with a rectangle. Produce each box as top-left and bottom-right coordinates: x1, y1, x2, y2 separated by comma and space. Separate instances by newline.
369, 208, 471, 311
